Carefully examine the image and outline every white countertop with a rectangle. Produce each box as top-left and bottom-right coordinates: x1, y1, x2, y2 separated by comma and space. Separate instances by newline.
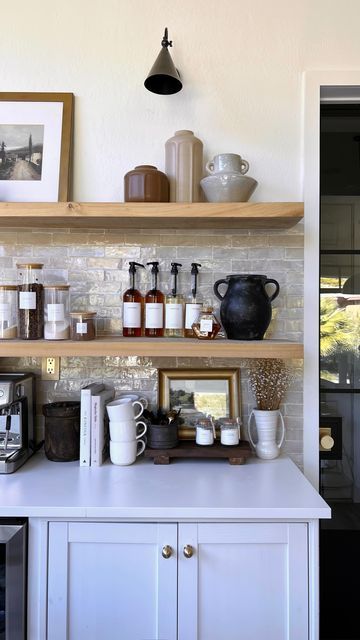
0, 452, 330, 520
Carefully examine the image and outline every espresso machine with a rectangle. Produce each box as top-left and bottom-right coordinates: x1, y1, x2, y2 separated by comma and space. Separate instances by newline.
0, 373, 36, 473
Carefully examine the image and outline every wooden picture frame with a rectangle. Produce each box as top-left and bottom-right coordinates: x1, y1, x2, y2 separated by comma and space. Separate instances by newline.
0, 92, 74, 201
158, 368, 241, 439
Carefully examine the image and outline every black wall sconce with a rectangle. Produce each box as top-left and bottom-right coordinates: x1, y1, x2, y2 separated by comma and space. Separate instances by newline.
144, 28, 182, 95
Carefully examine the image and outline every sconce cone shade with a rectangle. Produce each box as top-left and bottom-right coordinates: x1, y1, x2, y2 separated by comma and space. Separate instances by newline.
144, 46, 182, 95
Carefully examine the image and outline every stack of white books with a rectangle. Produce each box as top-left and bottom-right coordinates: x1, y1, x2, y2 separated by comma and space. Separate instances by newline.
79, 383, 115, 466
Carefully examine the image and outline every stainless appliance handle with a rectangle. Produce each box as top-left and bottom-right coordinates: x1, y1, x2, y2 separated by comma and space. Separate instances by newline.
0, 522, 27, 640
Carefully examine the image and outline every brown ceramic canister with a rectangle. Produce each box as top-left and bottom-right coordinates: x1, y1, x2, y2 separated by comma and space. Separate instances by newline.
124, 165, 169, 202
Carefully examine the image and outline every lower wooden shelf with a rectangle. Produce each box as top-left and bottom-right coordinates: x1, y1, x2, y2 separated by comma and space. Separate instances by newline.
144, 440, 253, 465
0, 337, 303, 359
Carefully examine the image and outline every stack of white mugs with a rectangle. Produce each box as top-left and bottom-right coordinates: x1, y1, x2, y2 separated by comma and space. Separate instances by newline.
106, 394, 148, 466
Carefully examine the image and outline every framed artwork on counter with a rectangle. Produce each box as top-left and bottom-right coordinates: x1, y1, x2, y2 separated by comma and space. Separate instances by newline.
0, 92, 74, 202
158, 368, 241, 439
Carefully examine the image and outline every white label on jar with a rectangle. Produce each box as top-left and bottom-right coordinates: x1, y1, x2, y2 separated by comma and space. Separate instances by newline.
196, 428, 214, 445
200, 318, 213, 333
145, 303, 163, 329
76, 322, 87, 334
185, 303, 202, 329
0, 303, 10, 320
19, 291, 36, 309
221, 429, 239, 445
48, 303, 65, 322
165, 303, 183, 329
123, 302, 141, 328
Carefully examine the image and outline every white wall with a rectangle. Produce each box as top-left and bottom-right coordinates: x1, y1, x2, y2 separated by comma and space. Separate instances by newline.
1, 0, 360, 201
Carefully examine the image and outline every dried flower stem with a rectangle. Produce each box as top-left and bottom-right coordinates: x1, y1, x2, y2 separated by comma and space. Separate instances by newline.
249, 359, 292, 411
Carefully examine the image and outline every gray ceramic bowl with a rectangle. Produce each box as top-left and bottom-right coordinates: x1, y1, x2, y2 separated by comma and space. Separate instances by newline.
200, 173, 258, 202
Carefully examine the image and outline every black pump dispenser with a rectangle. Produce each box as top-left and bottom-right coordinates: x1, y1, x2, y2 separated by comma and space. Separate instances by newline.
170, 262, 182, 296
129, 262, 144, 289
190, 262, 201, 297
147, 261, 160, 290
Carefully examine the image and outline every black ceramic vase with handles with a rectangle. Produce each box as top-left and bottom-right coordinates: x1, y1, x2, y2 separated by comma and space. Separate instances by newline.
213, 274, 280, 340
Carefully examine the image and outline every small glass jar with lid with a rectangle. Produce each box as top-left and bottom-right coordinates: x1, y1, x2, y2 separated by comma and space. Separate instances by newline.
16, 263, 44, 340
195, 417, 216, 446
219, 417, 241, 446
0, 286, 18, 339
44, 285, 70, 340
192, 305, 221, 340
70, 311, 97, 341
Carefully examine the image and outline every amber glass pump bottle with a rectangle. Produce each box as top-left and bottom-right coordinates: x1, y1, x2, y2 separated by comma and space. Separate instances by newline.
145, 262, 164, 337
123, 262, 144, 337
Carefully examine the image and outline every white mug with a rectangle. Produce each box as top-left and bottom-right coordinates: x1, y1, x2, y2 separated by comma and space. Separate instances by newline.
110, 419, 147, 442
106, 397, 144, 421
110, 439, 146, 466
119, 393, 149, 409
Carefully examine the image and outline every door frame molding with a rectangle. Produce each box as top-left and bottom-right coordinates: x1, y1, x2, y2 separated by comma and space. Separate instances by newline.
303, 70, 360, 488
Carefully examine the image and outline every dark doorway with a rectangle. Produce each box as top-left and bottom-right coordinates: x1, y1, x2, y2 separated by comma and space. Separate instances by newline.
320, 103, 360, 639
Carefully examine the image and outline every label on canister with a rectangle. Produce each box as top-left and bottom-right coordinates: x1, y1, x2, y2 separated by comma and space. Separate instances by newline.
145, 303, 163, 329
196, 428, 214, 445
19, 291, 36, 310
123, 302, 141, 328
76, 322, 87, 334
0, 303, 10, 321
200, 318, 213, 333
48, 303, 65, 322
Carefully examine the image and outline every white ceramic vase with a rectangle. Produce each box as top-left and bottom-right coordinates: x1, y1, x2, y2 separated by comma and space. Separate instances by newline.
200, 152, 258, 203
165, 130, 203, 202
247, 409, 285, 460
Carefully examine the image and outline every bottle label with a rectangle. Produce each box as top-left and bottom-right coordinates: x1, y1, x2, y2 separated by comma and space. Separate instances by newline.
19, 291, 36, 310
0, 303, 10, 321
76, 322, 87, 334
145, 303, 163, 329
165, 303, 183, 329
200, 318, 213, 333
185, 303, 202, 329
48, 303, 65, 322
123, 302, 141, 328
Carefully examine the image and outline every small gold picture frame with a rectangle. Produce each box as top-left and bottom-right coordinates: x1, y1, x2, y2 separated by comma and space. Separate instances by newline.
158, 368, 241, 440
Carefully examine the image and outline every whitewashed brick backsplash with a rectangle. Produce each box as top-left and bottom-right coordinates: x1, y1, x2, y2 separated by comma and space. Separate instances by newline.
0, 222, 304, 467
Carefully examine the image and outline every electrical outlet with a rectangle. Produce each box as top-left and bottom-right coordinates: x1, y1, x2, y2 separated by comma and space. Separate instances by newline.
41, 357, 60, 381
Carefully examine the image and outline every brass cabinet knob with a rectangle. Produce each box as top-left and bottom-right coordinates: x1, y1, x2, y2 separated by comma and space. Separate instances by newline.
162, 545, 173, 559
320, 434, 334, 450
183, 544, 194, 558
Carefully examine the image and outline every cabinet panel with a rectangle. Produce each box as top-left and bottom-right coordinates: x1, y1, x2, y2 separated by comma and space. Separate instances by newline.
47, 522, 177, 640
178, 522, 308, 640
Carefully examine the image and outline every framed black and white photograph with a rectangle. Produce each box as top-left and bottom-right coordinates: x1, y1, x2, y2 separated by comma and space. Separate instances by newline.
158, 368, 241, 439
0, 92, 74, 202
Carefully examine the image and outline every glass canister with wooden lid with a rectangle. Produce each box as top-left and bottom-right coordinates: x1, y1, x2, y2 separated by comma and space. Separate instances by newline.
70, 311, 97, 341
44, 285, 70, 340
0, 285, 18, 339
17, 263, 44, 340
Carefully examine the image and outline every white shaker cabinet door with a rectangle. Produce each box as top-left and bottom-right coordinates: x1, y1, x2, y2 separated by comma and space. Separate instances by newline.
47, 521, 177, 640
178, 522, 308, 640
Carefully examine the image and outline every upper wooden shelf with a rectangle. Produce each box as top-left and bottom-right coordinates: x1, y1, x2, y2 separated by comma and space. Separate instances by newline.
0, 337, 303, 359
0, 202, 303, 229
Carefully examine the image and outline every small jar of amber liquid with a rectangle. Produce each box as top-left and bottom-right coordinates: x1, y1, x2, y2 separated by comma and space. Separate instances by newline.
192, 306, 221, 340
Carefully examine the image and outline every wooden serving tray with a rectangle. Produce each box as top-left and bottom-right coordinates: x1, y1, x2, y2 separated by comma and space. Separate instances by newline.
144, 440, 253, 465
